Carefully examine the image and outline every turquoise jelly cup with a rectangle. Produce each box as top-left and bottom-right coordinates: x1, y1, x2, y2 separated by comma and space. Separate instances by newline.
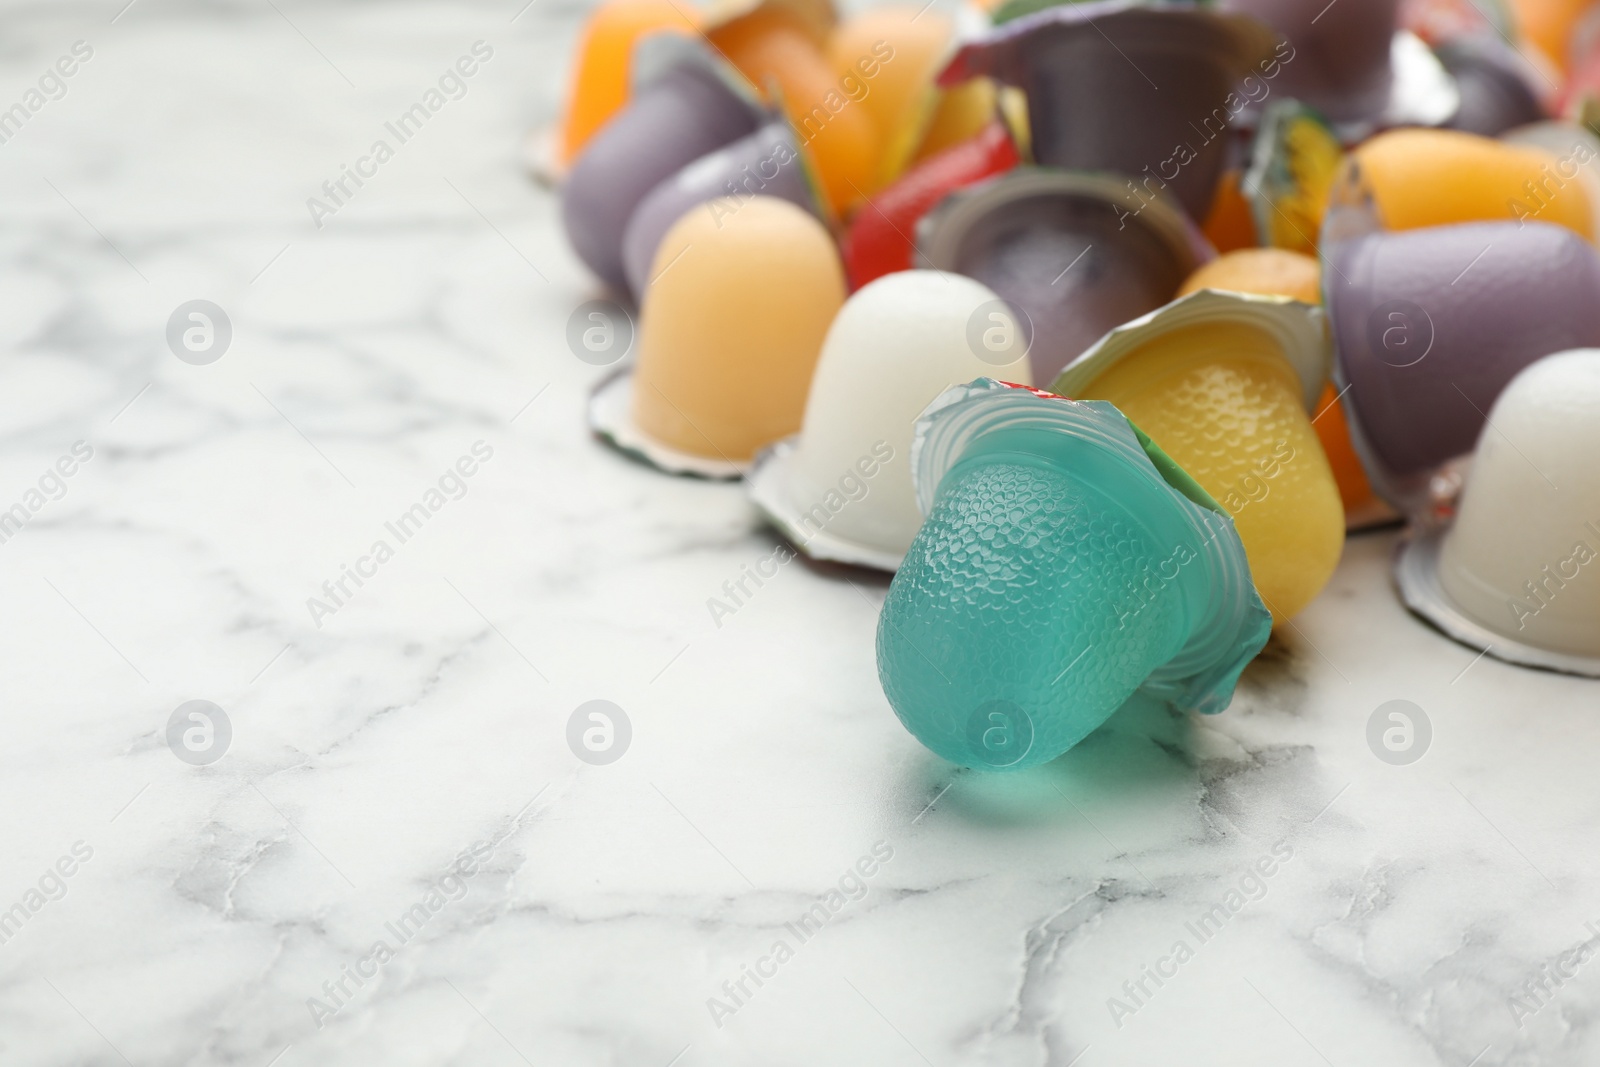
876, 379, 1270, 771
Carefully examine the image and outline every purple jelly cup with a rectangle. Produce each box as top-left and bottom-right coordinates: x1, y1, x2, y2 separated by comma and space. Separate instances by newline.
939, 1, 1276, 219
1324, 219, 1600, 513
1436, 34, 1547, 137
561, 36, 763, 295
1222, 0, 1398, 124
620, 118, 825, 300
917, 167, 1210, 385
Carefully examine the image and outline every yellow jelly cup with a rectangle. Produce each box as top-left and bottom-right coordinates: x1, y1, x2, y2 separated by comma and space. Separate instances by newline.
1051, 291, 1344, 622
1177, 250, 1392, 530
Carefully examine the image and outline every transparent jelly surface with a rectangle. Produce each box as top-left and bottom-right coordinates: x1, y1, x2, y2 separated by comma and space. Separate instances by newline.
877, 451, 1197, 771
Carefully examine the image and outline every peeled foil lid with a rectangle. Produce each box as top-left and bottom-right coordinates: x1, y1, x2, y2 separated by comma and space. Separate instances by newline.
1048, 289, 1331, 415
1396, 525, 1600, 677
588, 366, 749, 480
747, 436, 905, 570
908, 377, 1270, 714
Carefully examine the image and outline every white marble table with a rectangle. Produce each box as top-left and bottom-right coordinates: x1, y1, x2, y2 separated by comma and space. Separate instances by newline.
3, 1, 1599, 1064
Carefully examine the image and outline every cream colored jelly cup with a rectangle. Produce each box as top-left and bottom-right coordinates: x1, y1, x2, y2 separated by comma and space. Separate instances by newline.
747, 271, 1031, 569
1051, 291, 1343, 622
1396, 349, 1600, 675
588, 195, 845, 479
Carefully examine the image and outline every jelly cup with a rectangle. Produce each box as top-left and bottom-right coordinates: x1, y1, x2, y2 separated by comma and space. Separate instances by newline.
909, 76, 1001, 164
709, 1, 880, 213
940, 1, 1276, 219
1396, 349, 1600, 675
1435, 34, 1548, 136
841, 120, 1019, 290
877, 378, 1270, 771
589, 196, 845, 477
918, 169, 1207, 385
621, 118, 825, 300
747, 271, 1031, 570
562, 38, 764, 293
554, 0, 703, 172
1509, 0, 1594, 73
1243, 100, 1343, 256
703, 0, 835, 48
827, 6, 955, 188
1324, 219, 1600, 512
1502, 120, 1600, 226
1052, 291, 1343, 622
1201, 169, 1261, 254
1178, 248, 1323, 304
1224, 0, 1399, 123
1176, 250, 1391, 530
1222, 0, 1458, 134
1342, 127, 1594, 238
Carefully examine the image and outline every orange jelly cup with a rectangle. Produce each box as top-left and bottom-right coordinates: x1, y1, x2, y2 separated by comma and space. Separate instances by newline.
558, 0, 702, 165
828, 6, 954, 187
711, 6, 880, 214
1348, 128, 1595, 239
1509, 0, 1592, 73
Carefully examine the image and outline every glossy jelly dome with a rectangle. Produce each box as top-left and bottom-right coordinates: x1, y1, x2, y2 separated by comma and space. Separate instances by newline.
1178, 250, 1378, 517
1178, 248, 1323, 304
878, 432, 1206, 770
1439, 349, 1600, 655
631, 197, 845, 461
1082, 322, 1344, 621
786, 272, 1028, 556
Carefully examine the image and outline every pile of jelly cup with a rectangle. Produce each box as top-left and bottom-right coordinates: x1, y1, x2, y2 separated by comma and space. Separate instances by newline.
545, 0, 1600, 771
